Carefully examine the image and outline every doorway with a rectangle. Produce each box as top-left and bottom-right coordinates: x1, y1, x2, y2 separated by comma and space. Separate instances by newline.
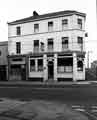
10, 64, 26, 81
0, 66, 7, 81
48, 61, 54, 79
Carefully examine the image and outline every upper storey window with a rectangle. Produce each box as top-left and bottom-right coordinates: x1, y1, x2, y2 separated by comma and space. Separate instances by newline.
33, 40, 39, 53
77, 19, 82, 29
16, 42, 21, 54
34, 24, 39, 33
78, 37, 83, 44
77, 37, 83, 51
47, 38, 53, 51
48, 21, 53, 32
16, 26, 21, 35
62, 19, 68, 30
62, 37, 68, 50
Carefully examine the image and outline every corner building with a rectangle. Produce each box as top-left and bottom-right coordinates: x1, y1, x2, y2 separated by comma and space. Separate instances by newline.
8, 10, 86, 82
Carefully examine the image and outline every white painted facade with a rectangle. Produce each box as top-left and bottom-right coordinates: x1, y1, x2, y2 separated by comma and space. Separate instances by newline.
8, 11, 86, 81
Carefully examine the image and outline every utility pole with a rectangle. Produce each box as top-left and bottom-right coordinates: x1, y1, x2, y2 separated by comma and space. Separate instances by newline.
96, 0, 97, 19
96, 0, 97, 78
87, 51, 92, 68
87, 51, 89, 68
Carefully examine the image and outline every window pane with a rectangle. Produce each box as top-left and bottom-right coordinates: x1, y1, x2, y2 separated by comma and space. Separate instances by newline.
48, 21, 53, 26
62, 19, 68, 25
40, 42, 44, 51
16, 42, 21, 54
62, 37, 68, 49
78, 19, 82, 24
48, 39, 53, 51
48, 21, 53, 31
57, 58, 73, 73
30, 59, 35, 71
34, 40, 39, 46
77, 19, 82, 29
77, 60, 83, 71
34, 24, 39, 33
34, 40, 39, 52
78, 37, 83, 44
16, 26, 21, 35
38, 59, 43, 71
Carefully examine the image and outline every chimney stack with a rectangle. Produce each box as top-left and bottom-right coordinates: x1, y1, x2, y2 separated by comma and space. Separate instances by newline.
33, 11, 39, 17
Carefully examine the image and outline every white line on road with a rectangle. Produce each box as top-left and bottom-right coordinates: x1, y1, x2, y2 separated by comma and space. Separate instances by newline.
91, 106, 97, 109
74, 108, 85, 112
91, 109, 97, 112
82, 111, 97, 120
72, 105, 97, 119
71, 105, 85, 108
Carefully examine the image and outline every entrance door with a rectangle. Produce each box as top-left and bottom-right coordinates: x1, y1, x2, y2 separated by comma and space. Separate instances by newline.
48, 61, 54, 79
21, 64, 26, 80
0, 66, 7, 81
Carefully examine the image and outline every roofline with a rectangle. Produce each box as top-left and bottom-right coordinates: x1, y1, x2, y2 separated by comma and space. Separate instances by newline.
8, 11, 86, 25
0, 41, 8, 46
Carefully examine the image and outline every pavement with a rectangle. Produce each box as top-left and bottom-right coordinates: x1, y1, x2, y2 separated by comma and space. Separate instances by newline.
0, 98, 89, 120
0, 81, 93, 87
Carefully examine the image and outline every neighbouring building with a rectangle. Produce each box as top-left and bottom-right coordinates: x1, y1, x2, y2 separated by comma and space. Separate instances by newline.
8, 10, 86, 82
0, 41, 8, 81
91, 60, 97, 78
91, 60, 97, 68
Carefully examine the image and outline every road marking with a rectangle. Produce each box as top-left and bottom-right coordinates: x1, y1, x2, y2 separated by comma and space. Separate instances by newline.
71, 105, 97, 119
73, 107, 97, 119
71, 105, 84, 108
74, 82, 91, 84
91, 109, 97, 112
82, 111, 97, 120
74, 108, 85, 112
71, 105, 85, 112
91, 106, 97, 109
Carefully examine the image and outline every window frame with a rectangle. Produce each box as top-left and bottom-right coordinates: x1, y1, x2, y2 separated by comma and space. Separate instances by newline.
30, 59, 36, 72
47, 38, 54, 51
16, 26, 21, 35
77, 59, 83, 71
37, 59, 43, 72
33, 40, 39, 53
62, 19, 68, 25
48, 21, 53, 31
77, 37, 83, 44
62, 19, 68, 30
57, 57, 73, 73
34, 23, 39, 33
62, 37, 69, 50
16, 42, 21, 54
77, 18, 82, 29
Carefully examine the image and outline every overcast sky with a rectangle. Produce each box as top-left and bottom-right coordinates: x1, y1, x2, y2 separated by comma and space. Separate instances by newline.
0, 0, 97, 66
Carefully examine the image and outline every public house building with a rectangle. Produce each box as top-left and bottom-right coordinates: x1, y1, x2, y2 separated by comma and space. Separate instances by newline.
8, 10, 86, 82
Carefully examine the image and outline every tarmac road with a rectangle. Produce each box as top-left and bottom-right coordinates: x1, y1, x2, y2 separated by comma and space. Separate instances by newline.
0, 83, 97, 103
0, 82, 97, 119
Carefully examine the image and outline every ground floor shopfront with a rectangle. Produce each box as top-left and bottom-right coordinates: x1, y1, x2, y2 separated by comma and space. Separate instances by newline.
8, 51, 85, 82
8, 55, 28, 81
